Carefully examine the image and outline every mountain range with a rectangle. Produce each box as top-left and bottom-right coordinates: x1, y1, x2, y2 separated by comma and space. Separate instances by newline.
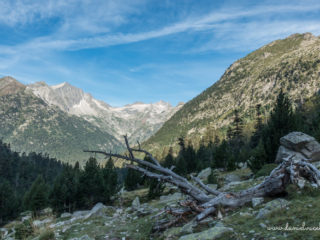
27, 81, 183, 144
1, 33, 319, 163
0, 76, 182, 164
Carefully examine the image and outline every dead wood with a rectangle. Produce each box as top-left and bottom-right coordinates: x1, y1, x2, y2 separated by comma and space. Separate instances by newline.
84, 136, 320, 230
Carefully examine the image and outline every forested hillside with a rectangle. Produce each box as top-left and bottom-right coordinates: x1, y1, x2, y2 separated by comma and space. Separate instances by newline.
144, 33, 320, 155
0, 83, 123, 165
0, 140, 120, 225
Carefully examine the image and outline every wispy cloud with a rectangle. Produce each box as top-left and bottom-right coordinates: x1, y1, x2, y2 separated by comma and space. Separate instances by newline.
0, 0, 319, 105
1, 1, 320, 53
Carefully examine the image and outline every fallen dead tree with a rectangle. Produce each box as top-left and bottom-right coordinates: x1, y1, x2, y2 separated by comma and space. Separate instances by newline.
84, 133, 320, 230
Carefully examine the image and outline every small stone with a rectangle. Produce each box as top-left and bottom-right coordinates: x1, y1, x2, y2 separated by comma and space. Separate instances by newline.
132, 197, 140, 210
240, 212, 252, 217
61, 212, 72, 218
260, 223, 267, 228
180, 221, 196, 234
252, 197, 264, 208
297, 179, 306, 189
224, 174, 241, 184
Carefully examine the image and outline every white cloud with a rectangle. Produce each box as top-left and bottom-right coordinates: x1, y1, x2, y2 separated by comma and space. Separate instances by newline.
0, 1, 318, 54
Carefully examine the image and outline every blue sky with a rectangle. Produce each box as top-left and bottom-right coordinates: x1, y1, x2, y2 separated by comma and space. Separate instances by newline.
0, 0, 320, 106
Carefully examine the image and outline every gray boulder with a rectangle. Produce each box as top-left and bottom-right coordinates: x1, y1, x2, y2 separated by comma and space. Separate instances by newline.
179, 225, 233, 240
40, 207, 53, 216
276, 132, 320, 163
197, 167, 212, 181
224, 174, 241, 184
160, 192, 183, 203
70, 235, 93, 240
60, 212, 72, 218
132, 196, 140, 210
252, 197, 264, 208
33, 218, 53, 228
87, 202, 113, 218
72, 210, 89, 218
256, 198, 289, 219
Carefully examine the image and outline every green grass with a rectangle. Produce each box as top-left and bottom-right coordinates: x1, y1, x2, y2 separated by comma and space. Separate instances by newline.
220, 185, 320, 240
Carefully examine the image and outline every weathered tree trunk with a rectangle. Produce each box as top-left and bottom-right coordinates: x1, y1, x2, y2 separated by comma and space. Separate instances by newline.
84, 136, 320, 228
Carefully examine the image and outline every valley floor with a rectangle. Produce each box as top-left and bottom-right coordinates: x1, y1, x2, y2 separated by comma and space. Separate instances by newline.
2, 167, 320, 240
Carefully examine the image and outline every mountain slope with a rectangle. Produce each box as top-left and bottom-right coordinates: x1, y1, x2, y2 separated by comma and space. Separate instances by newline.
27, 82, 183, 144
0, 76, 25, 96
0, 78, 123, 164
144, 33, 320, 153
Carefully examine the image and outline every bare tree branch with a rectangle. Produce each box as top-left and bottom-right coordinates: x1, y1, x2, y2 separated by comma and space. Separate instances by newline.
84, 135, 320, 230
191, 175, 221, 196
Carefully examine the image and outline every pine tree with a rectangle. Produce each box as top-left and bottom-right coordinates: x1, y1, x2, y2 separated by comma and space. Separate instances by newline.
50, 166, 79, 213
144, 156, 164, 199
213, 140, 229, 169
175, 137, 187, 175
248, 140, 267, 173
124, 162, 142, 191
78, 157, 104, 208
185, 143, 196, 173
0, 179, 18, 225
23, 176, 48, 216
233, 109, 243, 139
262, 89, 294, 163
250, 104, 264, 148
196, 140, 212, 171
102, 157, 118, 203
163, 147, 175, 168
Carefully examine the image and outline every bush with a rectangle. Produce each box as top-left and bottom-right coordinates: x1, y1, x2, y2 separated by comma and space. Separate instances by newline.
207, 171, 218, 184
255, 163, 278, 178
39, 229, 55, 240
15, 220, 34, 240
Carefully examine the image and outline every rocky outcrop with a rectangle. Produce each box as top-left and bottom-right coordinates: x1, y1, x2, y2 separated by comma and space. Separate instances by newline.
256, 198, 289, 219
197, 167, 212, 181
178, 224, 233, 240
276, 132, 320, 163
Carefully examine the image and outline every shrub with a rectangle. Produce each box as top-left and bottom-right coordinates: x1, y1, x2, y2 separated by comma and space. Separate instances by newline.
15, 220, 33, 240
39, 229, 55, 240
207, 171, 218, 184
255, 163, 278, 178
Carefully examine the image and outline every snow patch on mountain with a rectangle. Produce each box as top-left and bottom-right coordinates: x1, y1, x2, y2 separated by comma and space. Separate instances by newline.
27, 81, 183, 143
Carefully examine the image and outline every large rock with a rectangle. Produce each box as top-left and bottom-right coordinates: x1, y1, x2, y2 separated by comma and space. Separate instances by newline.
197, 167, 212, 181
179, 225, 233, 240
252, 197, 264, 208
224, 174, 241, 184
86, 202, 113, 218
160, 192, 183, 203
256, 198, 289, 219
276, 132, 320, 163
40, 207, 53, 216
33, 218, 53, 228
60, 212, 72, 218
72, 210, 90, 218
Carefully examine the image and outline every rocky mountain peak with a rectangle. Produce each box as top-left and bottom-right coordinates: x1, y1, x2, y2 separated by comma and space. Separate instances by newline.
0, 76, 26, 96
26, 80, 183, 144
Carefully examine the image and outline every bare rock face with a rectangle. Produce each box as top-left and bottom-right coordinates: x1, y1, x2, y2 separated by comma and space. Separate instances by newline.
276, 132, 320, 163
